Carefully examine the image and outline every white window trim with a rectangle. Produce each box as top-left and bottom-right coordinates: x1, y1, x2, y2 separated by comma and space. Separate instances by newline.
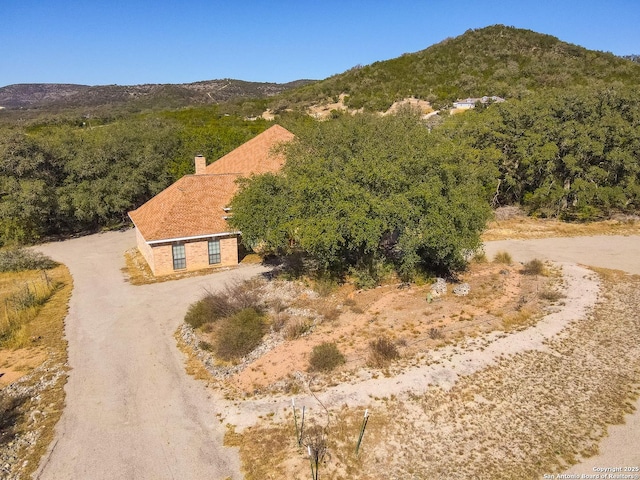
146, 231, 240, 245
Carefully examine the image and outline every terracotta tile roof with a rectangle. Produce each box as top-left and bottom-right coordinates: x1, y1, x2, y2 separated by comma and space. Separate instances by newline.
206, 124, 294, 176
129, 124, 294, 243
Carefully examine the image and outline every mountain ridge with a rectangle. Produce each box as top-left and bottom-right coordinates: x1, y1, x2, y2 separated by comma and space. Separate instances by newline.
275, 25, 640, 111
0, 78, 315, 110
3, 25, 640, 115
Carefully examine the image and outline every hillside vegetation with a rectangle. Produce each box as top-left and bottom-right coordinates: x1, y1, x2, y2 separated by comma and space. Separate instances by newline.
0, 25, 638, 248
443, 85, 640, 220
231, 84, 640, 281
273, 25, 640, 111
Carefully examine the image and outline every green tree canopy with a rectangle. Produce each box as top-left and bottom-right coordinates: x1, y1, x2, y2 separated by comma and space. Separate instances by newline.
441, 85, 640, 219
230, 110, 493, 281
0, 108, 271, 245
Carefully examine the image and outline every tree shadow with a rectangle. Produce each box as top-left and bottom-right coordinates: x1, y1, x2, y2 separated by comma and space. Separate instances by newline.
0, 392, 27, 445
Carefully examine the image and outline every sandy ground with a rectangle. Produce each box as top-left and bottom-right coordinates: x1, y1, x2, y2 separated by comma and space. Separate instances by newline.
222, 261, 598, 421
32, 230, 269, 480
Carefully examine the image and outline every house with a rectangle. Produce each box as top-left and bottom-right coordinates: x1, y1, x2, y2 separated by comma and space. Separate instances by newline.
128, 124, 295, 276
453, 96, 505, 109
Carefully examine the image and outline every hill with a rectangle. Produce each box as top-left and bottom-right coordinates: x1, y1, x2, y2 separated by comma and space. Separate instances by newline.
0, 78, 314, 111
274, 25, 640, 111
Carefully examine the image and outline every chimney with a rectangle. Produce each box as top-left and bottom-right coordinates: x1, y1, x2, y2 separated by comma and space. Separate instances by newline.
195, 155, 206, 175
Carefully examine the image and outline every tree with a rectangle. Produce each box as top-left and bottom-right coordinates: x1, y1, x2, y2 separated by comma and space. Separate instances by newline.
442, 85, 640, 219
230, 110, 492, 281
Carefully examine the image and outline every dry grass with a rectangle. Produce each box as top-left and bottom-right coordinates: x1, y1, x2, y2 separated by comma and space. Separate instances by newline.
1, 271, 63, 347
370, 271, 640, 478
122, 248, 236, 286
0, 265, 72, 480
240, 254, 263, 264
492, 251, 512, 265
225, 405, 388, 480
284, 319, 312, 340
223, 268, 640, 479
483, 216, 640, 241
367, 337, 400, 368
501, 307, 536, 331
174, 331, 215, 382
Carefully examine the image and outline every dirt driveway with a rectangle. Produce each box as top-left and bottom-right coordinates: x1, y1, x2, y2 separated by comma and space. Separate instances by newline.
484, 235, 640, 473
29, 230, 639, 478
33, 229, 268, 480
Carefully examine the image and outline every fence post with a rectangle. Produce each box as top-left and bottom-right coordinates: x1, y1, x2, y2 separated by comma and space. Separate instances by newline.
355, 409, 370, 456
300, 405, 305, 446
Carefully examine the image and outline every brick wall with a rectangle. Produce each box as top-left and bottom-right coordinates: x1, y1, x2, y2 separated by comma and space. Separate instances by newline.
136, 228, 155, 273
147, 235, 239, 276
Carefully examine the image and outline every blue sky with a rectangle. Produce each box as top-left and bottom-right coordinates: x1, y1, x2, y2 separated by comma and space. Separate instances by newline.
2, 0, 639, 87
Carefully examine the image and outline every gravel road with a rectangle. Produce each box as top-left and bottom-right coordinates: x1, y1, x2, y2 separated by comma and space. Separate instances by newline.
33, 229, 268, 480
484, 235, 640, 473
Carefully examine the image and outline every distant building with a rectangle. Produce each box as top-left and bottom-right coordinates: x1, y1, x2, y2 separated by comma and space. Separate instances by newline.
128, 125, 295, 276
453, 96, 505, 109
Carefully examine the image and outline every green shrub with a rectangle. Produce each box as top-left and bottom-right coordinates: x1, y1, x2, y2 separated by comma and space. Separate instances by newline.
185, 280, 265, 329
215, 308, 266, 361
308, 342, 346, 372
522, 258, 545, 275
202, 291, 237, 320
367, 336, 400, 368
184, 299, 217, 329
493, 251, 512, 265
348, 259, 393, 289
0, 248, 57, 272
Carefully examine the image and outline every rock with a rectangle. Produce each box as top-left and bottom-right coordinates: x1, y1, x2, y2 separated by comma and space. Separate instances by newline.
430, 278, 447, 296
453, 283, 471, 296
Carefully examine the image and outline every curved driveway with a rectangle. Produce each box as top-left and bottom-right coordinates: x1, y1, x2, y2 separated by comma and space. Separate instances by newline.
32, 230, 640, 477
484, 235, 640, 471
34, 229, 267, 480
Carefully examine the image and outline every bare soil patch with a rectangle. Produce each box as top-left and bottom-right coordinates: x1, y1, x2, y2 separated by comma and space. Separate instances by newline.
483, 214, 640, 241
222, 268, 640, 479
186, 260, 558, 398
304, 95, 433, 120
0, 349, 46, 387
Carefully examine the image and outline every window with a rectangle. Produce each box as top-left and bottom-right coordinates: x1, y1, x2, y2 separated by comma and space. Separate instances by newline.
172, 243, 186, 270
208, 238, 221, 265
